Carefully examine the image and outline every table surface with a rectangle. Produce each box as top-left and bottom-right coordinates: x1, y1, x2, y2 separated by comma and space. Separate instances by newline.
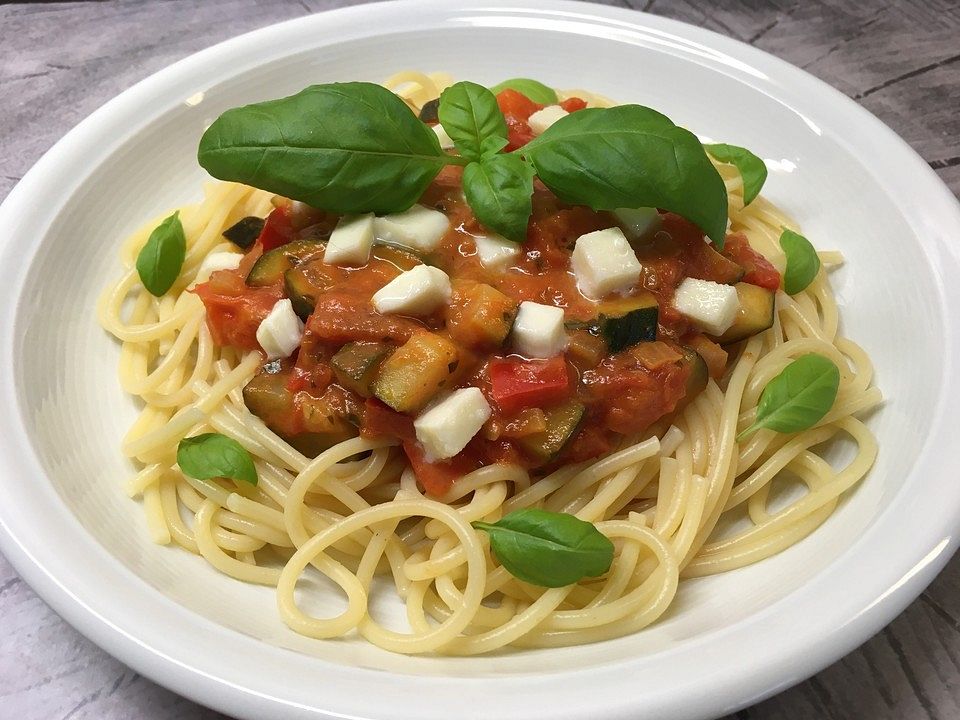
2, 1, 959, 718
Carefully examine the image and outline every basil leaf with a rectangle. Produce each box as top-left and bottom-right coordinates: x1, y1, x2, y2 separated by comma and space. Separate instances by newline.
198, 82, 454, 215
473, 508, 614, 587
462, 154, 534, 242
136, 211, 186, 297
489, 78, 559, 105
519, 106, 728, 246
738, 354, 840, 441
780, 228, 821, 295
177, 433, 258, 485
438, 81, 508, 162
705, 143, 768, 205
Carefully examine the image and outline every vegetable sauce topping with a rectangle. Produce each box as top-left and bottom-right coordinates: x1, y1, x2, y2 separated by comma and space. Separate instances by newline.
184, 80, 791, 497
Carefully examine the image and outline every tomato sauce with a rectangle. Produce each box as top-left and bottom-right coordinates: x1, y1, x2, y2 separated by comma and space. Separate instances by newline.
194, 97, 780, 496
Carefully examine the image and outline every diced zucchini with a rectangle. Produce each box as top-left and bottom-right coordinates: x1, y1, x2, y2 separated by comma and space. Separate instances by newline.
681, 347, 708, 405
595, 291, 659, 353
283, 259, 340, 321
242, 366, 355, 458
419, 98, 440, 123
711, 282, 775, 344
246, 240, 324, 287
446, 280, 518, 349
222, 216, 265, 249
372, 332, 460, 412
372, 244, 423, 272
331, 342, 394, 397
697, 244, 745, 285
515, 399, 586, 463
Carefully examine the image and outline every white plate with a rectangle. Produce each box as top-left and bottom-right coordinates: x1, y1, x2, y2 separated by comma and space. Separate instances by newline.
1, 2, 959, 719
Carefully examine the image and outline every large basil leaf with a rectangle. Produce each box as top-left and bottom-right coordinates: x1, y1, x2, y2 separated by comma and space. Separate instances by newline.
198, 82, 451, 214
705, 143, 767, 205
136, 211, 185, 297
738, 354, 840, 440
438, 81, 508, 162
462, 154, 535, 242
519, 105, 728, 246
473, 508, 614, 587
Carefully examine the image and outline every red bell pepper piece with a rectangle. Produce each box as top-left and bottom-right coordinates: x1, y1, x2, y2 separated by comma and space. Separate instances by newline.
489, 356, 570, 415
258, 205, 295, 252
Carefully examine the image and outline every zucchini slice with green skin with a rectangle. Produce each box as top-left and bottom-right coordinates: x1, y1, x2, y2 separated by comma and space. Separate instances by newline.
696, 244, 745, 285
222, 216, 265, 249
331, 342, 395, 397
283, 259, 340, 321
593, 292, 659, 353
418, 98, 440, 123
677, 347, 708, 412
515, 399, 586, 463
372, 332, 460, 412
246, 240, 325, 287
711, 282, 775, 344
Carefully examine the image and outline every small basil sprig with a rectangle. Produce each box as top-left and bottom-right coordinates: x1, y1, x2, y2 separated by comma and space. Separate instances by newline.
705, 143, 767, 205
199, 83, 453, 214
136, 211, 186, 296
177, 433, 258, 485
473, 508, 614, 587
780, 228, 821, 295
521, 106, 728, 246
438, 81, 508, 161
738, 354, 840, 441
489, 77, 559, 104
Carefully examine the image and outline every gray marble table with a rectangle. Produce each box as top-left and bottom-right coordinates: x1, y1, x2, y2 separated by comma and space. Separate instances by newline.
2, 1, 959, 718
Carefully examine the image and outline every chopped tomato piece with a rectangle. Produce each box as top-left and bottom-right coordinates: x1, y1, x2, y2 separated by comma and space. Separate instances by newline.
496, 89, 541, 151
193, 275, 283, 350
258, 205, 295, 251
360, 398, 416, 443
559, 96, 587, 112
560, 423, 613, 464
489, 355, 571, 415
722, 233, 781, 290
402, 441, 482, 497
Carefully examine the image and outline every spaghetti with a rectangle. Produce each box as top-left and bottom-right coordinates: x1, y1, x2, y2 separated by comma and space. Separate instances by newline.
98, 73, 880, 654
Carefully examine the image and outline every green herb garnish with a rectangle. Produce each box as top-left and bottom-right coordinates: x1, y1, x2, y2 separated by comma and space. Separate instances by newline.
489, 77, 559, 104
177, 433, 258, 485
473, 508, 614, 587
738, 354, 840, 441
197, 81, 728, 247
780, 228, 821, 295
136, 211, 186, 297
705, 143, 768, 206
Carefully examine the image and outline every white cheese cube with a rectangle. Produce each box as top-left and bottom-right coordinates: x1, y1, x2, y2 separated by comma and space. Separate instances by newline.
432, 124, 456, 150
374, 205, 450, 253
195, 251, 243, 283
571, 227, 642, 299
672, 277, 740, 335
512, 301, 567, 358
473, 233, 521, 271
527, 105, 568, 135
414, 387, 492, 461
372, 265, 452, 317
256, 299, 304, 360
324, 213, 375, 266
613, 207, 661, 242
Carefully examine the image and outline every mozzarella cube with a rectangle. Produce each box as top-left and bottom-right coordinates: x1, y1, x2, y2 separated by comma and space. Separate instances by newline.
374, 205, 450, 253
324, 213, 375, 266
372, 265, 452, 317
473, 233, 521, 271
414, 387, 492, 461
432, 124, 456, 150
613, 207, 661, 242
195, 251, 243, 283
672, 278, 740, 335
256, 299, 304, 360
571, 227, 642, 299
528, 105, 568, 135
512, 301, 567, 358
